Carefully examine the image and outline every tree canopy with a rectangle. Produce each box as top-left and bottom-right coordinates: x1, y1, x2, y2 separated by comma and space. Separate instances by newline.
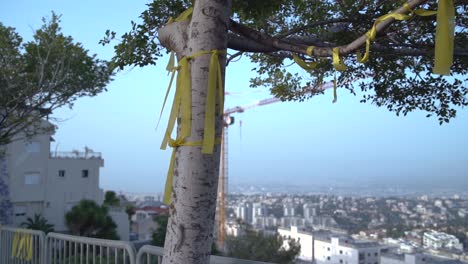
65, 200, 119, 240
0, 13, 113, 146
225, 230, 300, 264
104, 191, 121, 207
103, 0, 467, 124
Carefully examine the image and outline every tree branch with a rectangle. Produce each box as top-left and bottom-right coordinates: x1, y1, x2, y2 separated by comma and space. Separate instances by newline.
229, 0, 431, 57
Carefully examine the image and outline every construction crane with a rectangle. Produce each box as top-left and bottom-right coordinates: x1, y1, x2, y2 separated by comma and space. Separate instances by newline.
216, 80, 335, 248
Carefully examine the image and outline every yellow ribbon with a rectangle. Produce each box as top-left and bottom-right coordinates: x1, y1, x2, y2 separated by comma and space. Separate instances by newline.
167, 7, 194, 24
163, 138, 222, 204
333, 47, 346, 71
433, 0, 455, 75
357, 2, 439, 63
203, 49, 225, 153
292, 46, 317, 71
160, 49, 226, 204
10, 232, 33, 260
11, 232, 19, 257
403, 3, 437, 16
357, 12, 412, 63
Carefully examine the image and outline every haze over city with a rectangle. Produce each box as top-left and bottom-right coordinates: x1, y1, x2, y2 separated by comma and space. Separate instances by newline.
1, 0, 467, 195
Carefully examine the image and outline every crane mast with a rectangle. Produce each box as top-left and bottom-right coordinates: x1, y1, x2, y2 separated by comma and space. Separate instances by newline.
216, 80, 335, 248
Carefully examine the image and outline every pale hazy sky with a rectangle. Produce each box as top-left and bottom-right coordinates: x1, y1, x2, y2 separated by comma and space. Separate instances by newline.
1, 1, 467, 194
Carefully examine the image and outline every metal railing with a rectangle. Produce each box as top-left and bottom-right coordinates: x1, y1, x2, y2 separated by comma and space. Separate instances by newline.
50, 151, 102, 159
136, 245, 274, 264
135, 245, 163, 264
0, 226, 46, 264
1, 226, 273, 264
46, 232, 136, 264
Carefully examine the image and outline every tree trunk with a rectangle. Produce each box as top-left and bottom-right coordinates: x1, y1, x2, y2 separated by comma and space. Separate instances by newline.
0, 151, 13, 225
160, 1, 231, 263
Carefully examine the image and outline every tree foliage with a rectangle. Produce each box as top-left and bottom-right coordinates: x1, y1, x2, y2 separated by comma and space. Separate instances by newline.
225, 230, 300, 264
21, 213, 54, 234
0, 13, 113, 146
103, 0, 467, 124
104, 191, 121, 207
152, 215, 169, 247
65, 200, 119, 240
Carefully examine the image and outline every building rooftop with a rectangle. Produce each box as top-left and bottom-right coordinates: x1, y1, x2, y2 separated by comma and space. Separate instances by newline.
50, 151, 102, 159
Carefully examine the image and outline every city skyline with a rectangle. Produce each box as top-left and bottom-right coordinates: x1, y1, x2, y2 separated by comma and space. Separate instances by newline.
1, 1, 467, 194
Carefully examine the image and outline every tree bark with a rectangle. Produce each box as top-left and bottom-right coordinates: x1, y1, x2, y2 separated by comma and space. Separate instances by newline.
160, 1, 231, 263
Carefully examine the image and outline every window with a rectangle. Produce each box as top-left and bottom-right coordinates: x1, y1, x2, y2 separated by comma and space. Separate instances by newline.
340, 250, 343, 254
14, 205, 26, 216
327, 257, 330, 261
374, 253, 378, 257
359, 253, 365, 260
340, 260, 343, 264
368, 253, 371, 257
25, 173, 40, 185
82, 169, 89, 178
327, 247, 330, 251
25, 141, 40, 153
58, 170, 65, 177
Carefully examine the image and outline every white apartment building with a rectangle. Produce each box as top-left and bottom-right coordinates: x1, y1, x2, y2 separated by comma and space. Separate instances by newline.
423, 230, 463, 251
235, 202, 253, 224
381, 252, 465, 264
278, 226, 381, 264
5, 121, 105, 232
252, 202, 268, 226
314, 232, 381, 264
278, 226, 314, 262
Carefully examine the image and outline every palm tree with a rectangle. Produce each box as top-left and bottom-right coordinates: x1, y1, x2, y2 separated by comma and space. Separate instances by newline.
21, 214, 54, 233
65, 200, 119, 240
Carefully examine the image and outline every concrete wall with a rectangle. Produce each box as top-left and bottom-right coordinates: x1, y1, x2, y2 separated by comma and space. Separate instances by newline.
6, 122, 105, 232
109, 210, 130, 241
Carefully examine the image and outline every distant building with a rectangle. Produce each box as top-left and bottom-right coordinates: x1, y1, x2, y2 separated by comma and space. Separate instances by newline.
235, 202, 252, 224
5, 121, 129, 240
278, 226, 381, 264
381, 252, 465, 264
303, 203, 317, 219
278, 226, 314, 262
284, 203, 295, 217
314, 232, 381, 264
423, 230, 463, 251
252, 202, 268, 226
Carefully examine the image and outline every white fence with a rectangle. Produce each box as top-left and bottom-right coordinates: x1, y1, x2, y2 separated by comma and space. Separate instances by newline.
46, 232, 136, 264
0, 226, 273, 264
135, 245, 274, 264
0, 226, 46, 264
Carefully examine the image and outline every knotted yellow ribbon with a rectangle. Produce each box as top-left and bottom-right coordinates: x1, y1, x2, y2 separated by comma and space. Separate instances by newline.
292, 46, 318, 71
357, 2, 439, 64
332, 48, 346, 103
357, 13, 412, 63
332, 48, 346, 71
167, 7, 193, 24
433, 0, 455, 75
160, 50, 226, 152
160, 49, 226, 204
163, 138, 222, 204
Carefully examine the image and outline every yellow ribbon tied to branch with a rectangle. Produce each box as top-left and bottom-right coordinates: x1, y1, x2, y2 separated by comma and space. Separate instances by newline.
161, 49, 226, 204
332, 47, 346, 103
292, 46, 317, 71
